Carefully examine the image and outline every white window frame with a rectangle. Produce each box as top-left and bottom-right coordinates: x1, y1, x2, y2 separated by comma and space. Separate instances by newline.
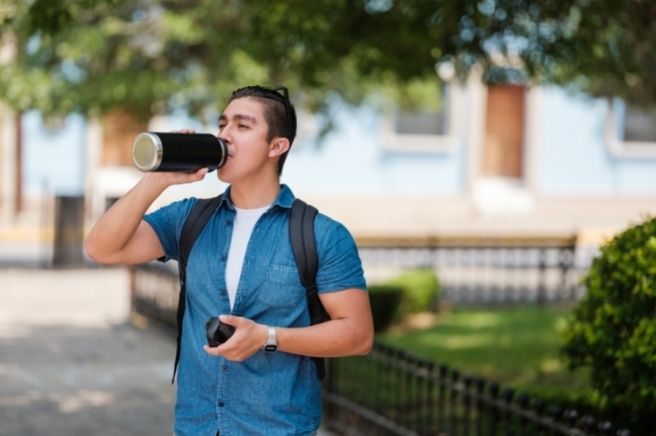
380, 83, 462, 153
605, 98, 656, 159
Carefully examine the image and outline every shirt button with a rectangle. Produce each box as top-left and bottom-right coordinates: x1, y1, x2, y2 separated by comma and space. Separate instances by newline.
219, 401, 225, 408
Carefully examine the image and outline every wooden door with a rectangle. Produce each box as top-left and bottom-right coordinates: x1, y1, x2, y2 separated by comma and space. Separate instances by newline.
481, 85, 525, 178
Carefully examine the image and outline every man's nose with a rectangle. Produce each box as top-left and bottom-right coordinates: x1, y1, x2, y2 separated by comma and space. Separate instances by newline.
217, 129, 231, 144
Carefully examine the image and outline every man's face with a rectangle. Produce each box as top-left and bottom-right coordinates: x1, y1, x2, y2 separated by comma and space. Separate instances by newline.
216, 97, 273, 184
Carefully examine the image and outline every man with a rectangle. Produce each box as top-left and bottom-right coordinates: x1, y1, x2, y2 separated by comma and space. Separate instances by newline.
85, 85, 374, 435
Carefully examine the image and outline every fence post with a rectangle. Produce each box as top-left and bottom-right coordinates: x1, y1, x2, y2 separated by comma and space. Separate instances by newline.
559, 248, 574, 300
581, 415, 595, 434
52, 195, 85, 267
438, 365, 448, 433
462, 374, 473, 436
564, 408, 580, 431
537, 249, 548, 304
547, 404, 563, 432
475, 377, 486, 436
516, 393, 529, 435
501, 388, 515, 435
449, 369, 460, 435
598, 421, 613, 435
489, 383, 500, 435
530, 398, 544, 435
426, 362, 435, 436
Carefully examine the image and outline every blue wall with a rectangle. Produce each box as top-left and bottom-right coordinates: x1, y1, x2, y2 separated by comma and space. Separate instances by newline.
538, 87, 656, 195
283, 99, 466, 195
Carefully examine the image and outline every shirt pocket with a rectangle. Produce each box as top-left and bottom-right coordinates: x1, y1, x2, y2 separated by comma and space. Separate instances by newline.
260, 263, 305, 309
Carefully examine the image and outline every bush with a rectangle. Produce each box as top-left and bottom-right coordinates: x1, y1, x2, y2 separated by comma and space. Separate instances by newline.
561, 216, 656, 432
386, 268, 440, 314
369, 284, 404, 333
368, 268, 441, 333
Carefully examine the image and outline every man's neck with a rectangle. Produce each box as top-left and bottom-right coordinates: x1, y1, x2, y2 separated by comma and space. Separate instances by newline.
229, 179, 280, 209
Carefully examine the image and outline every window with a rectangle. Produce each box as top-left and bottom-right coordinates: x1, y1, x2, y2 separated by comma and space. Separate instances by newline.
381, 83, 460, 153
624, 104, 656, 143
395, 109, 448, 136
606, 99, 656, 158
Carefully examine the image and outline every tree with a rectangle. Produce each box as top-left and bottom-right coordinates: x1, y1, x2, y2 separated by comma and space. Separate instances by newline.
1, 0, 654, 120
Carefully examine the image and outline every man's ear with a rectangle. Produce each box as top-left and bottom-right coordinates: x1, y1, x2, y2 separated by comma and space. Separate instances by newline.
268, 137, 290, 157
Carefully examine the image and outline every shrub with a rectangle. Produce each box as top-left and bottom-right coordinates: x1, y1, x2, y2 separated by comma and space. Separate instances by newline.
561, 216, 656, 432
386, 268, 440, 314
369, 284, 404, 332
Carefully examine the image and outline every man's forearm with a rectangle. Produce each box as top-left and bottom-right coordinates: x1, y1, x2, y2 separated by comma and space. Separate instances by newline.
84, 174, 167, 262
277, 289, 374, 358
276, 317, 373, 358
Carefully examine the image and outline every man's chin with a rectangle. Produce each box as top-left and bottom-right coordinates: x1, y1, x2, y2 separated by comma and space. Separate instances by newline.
217, 169, 233, 184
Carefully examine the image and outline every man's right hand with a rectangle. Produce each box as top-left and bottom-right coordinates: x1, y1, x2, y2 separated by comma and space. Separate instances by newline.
142, 128, 209, 188
142, 167, 209, 190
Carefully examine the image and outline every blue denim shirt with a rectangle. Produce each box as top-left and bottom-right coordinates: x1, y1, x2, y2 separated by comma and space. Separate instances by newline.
144, 184, 367, 435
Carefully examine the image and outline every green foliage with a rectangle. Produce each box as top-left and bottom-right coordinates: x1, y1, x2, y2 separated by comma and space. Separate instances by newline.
368, 268, 440, 333
386, 268, 440, 314
2, 0, 654, 120
561, 216, 656, 431
368, 284, 404, 333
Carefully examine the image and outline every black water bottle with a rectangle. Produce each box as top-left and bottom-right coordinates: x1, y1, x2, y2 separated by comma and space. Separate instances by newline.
131, 132, 228, 172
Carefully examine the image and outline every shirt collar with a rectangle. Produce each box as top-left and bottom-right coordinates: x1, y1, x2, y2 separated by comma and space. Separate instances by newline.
218, 184, 296, 210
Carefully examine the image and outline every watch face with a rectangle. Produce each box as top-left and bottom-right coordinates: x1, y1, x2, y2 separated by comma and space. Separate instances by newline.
264, 344, 277, 352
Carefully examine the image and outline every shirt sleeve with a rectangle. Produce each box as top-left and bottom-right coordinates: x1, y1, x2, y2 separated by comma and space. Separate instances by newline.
143, 198, 197, 262
315, 217, 368, 294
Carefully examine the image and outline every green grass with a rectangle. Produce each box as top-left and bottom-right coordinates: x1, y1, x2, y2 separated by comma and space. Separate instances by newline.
378, 305, 595, 407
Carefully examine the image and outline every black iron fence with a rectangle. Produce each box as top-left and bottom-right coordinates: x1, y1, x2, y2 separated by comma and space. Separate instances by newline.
129, 262, 179, 331
323, 343, 630, 436
358, 238, 589, 305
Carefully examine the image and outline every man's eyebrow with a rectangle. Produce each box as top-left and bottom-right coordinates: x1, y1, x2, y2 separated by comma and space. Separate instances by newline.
218, 113, 258, 124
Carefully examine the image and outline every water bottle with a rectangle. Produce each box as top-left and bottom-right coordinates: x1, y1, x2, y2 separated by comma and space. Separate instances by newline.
131, 132, 228, 172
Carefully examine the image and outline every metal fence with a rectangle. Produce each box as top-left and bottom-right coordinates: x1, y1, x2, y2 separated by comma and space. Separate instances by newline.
129, 262, 179, 331
359, 241, 589, 305
323, 343, 630, 436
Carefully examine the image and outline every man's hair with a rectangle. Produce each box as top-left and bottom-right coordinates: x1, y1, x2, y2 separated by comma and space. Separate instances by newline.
229, 85, 297, 176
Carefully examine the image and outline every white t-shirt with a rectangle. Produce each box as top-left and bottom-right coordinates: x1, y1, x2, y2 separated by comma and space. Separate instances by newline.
225, 204, 271, 309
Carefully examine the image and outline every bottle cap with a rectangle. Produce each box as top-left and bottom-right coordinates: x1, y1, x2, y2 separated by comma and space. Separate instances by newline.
132, 132, 163, 171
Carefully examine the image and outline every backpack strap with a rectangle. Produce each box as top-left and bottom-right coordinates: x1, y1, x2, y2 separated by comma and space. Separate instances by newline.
289, 199, 330, 380
172, 194, 222, 383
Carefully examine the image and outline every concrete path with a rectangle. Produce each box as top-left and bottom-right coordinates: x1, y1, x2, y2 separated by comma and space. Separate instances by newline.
0, 266, 334, 436
0, 267, 175, 436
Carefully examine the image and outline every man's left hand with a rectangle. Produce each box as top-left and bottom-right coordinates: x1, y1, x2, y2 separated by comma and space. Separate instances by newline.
203, 315, 267, 361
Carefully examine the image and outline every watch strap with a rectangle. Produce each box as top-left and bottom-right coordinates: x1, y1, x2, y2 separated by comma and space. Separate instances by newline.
264, 326, 277, 352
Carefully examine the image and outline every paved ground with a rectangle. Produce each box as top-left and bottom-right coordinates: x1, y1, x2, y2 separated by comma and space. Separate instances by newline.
0, 267, 176, 436
0, 266, 334, 436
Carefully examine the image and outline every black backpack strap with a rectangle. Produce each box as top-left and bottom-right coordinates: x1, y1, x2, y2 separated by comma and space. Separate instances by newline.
289, 199, 330, 380
172, 194, 222, 383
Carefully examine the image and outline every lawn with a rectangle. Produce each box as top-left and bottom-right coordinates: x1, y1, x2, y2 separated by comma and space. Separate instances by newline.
377, 305, 595, 407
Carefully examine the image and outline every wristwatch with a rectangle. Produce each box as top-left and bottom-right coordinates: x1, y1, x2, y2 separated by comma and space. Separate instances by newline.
264, 326, 277, 352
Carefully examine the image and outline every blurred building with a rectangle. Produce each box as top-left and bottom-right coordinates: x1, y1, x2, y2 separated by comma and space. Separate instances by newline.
281, 77, 656, 249
3, 76, 656, 255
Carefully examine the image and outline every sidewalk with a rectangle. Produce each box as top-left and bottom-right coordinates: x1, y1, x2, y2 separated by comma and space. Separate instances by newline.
0, 266, 334, 435
0, 267, 176, 436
